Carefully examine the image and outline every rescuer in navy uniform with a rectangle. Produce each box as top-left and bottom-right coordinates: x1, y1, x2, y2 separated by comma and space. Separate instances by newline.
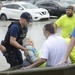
1, 12, 32, 67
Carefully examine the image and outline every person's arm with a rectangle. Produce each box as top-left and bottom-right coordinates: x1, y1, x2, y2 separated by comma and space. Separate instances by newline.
53, 16, 63, 33
64, 37, 75, 61
21, 58, 46, 69
10, 36, 28, 55
9, 25, 28, 55
22, 41, 49, 69
0, 45, 6, 52
53, 23, 57, 33
57, 37, 75, 65
61, 28, 75, 63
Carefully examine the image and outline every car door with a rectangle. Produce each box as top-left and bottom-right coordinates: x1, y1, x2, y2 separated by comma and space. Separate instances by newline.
36, 2, 59, 16
2, 4, 15, 19
44, 2, 60, 16
36, 3, 51, 15
12, 4, 24, 19
49, 2, 60, 16
3, 4, 24, 20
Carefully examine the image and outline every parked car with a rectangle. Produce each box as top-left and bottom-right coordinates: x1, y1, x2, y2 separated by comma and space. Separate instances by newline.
1, 1, 12, 4
30, 0, 60, 4
35, 1, 69, 18
0, 2, 50, 21
65, 1, 75, 8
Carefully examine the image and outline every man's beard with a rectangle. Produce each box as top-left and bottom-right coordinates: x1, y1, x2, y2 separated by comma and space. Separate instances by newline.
67, 13, 73, 17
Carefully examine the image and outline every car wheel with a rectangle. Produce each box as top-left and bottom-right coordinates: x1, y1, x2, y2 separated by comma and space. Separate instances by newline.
0, 14, 7, 20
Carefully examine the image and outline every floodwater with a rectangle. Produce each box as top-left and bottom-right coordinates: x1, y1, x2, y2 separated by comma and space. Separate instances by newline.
0, 19, 61, 71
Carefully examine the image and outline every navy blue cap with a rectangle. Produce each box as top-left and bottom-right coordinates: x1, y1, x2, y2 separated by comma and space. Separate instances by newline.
20, 12, 32, 22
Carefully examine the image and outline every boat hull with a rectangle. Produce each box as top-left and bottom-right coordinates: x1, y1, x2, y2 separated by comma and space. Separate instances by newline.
0, 64, 75, 75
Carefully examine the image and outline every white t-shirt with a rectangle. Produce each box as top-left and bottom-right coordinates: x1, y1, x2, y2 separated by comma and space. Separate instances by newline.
40, 34, 71, 67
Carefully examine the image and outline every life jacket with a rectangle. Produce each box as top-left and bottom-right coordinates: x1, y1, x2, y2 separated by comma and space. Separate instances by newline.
2, 22, 28, 47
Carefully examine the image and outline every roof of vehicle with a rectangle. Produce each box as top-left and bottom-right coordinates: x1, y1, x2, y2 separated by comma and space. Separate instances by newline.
35, 1, 69, 7
35, 1, 67, 4
35, 0, 56, 5
3, 1, 30, 5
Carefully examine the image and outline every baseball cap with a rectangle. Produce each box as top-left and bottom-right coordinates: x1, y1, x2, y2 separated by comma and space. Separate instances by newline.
20, 12, 32, 22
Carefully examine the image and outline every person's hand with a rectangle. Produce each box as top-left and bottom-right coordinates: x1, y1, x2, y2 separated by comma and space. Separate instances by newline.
56, 59, 67, 66
1, 49, 6, 52
0, 45, 6, 52
20, 65, 32, 70
69, 34, 72, 38
23, 48, 29, 56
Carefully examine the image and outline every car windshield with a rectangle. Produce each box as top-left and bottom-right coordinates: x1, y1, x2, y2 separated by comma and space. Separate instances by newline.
21, 3, 38, 9
56, 2, 69, 7
67, 1, 75, 4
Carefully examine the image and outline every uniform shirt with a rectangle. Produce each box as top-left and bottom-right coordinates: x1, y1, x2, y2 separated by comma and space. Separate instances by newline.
9, 24, 19, 38
40, 34, 71, 67
55, 14, 75, 38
